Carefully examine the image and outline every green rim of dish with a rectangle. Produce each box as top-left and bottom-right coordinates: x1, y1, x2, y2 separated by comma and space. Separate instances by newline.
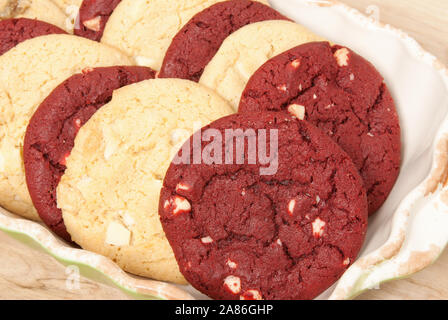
0, 225, 165, 300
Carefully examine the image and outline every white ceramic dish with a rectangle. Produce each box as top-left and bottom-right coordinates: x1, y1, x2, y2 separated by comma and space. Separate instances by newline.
1, 0, 447, 300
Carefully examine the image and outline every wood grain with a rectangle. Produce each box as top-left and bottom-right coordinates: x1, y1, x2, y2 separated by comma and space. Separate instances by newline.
0, 231, 129, 300
0, 0, 447, 300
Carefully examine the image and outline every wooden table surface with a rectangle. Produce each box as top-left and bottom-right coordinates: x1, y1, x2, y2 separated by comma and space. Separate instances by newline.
1, 0, 447, 300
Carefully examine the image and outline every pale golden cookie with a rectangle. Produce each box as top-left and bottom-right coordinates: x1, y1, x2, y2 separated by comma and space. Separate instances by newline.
57, 79, 233, 283
0, 34, 132, 221
0, 0, 71, 32
199, 20, 323, 110
101, 0, 270, 71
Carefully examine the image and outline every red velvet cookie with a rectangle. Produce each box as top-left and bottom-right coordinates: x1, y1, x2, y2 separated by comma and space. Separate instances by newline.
159, 112, 368, 300
239, 42, 401, 215
159, 0, 289, 82
74, 0, 122, 41
0, 18, 66, 55
24, 66, 155, 241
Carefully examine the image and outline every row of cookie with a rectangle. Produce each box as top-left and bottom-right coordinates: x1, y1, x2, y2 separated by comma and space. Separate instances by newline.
1, 0, 276, 60
0, 24, 235, 283
0, 0, 278, 218
18, 59, 365, 301
0, 0, 319, 218
18, 60, 369, 300
0, 1, 400, 298
157, 41, 402, 299
73, 0, 323, 103
71, 0, 401, 214
0, 1, 320, 287
0, 8, 268, 285
1, 0, 324, 111
150, 0, 401, 299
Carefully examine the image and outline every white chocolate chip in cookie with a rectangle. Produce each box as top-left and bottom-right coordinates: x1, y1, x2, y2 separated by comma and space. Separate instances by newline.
312, 217, 326, 238
120, 211, 136, 228
83, 16, 101, 32
82, 67, 94, 74
334, 48, 350, 67
288, 199, 296, 216
172, 196, 191, 215
104, 142, 118, 160
224, 276, 241, 295
226, 259, 237, 269
102, 127, 120, 160
201, 236, 213, 244
240, 290, 263, 300
105, 221, 131, 246
288, 104, 306, 120
134, 56, 156, 67
176, 183, 190, 193
290, 59, 301, 69
277, 84, 287, 92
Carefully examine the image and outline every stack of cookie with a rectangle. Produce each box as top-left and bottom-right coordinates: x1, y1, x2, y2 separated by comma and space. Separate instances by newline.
0, 0, 401, 300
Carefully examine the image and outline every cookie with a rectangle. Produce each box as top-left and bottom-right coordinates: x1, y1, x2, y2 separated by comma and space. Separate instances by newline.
74, 0, 122, 41
239, 42, 401, 214
0, 18, 66, 56
159, 0, 288, 82
0, 34, 132, 221
0, 0, 70, 32
24, 66, 155, 241
57, 79, 233, 283
159, 112, 368, 300
199, 20, 323, 110
101, 0, 270, 70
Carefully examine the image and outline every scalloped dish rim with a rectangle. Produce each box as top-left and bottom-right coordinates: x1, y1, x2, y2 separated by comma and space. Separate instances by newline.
0, 0, 447, 300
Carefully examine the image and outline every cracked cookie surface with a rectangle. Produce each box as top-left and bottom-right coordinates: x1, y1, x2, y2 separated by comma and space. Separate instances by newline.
24, 66, 155, 241
239, 42, 401, 214
159, 112, 368, 300
57, 79, 233, 283
159, 0, 288, 82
